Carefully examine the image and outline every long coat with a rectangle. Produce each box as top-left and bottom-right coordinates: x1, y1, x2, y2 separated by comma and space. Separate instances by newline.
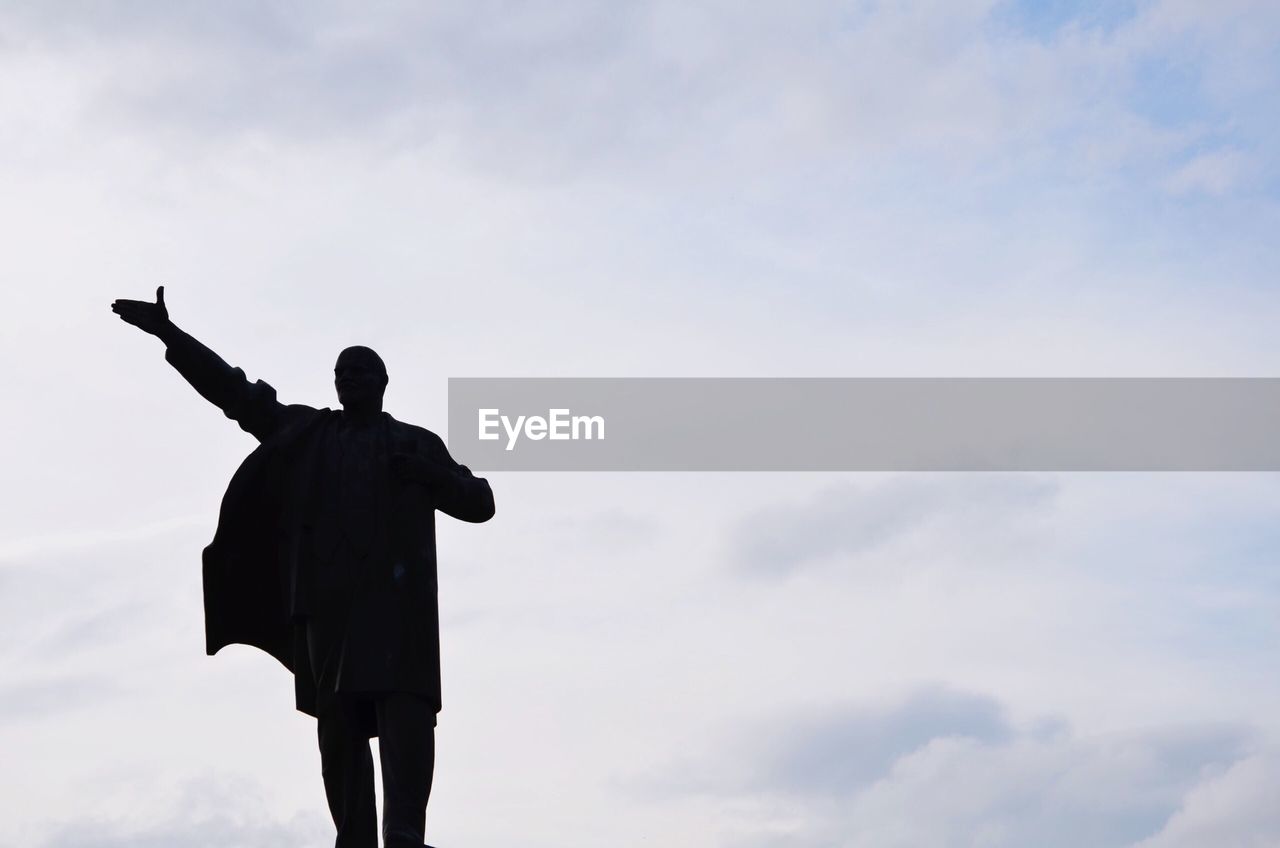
163, 328, 494, 723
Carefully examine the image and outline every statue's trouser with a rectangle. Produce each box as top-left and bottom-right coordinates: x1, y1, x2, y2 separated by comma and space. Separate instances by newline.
318, 692, 436, 848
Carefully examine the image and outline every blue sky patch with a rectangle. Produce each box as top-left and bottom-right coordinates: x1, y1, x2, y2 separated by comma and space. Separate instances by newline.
991, 0, 1143, 42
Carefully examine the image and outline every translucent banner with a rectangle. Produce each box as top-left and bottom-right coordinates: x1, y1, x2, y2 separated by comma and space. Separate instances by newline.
446, 378, 1280, 471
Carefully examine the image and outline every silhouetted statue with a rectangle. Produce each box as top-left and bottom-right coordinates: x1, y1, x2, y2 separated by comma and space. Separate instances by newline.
112, 287, 494, 848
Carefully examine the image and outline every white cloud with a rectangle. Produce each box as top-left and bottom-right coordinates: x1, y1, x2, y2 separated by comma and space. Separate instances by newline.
37, 774, 329, 848
634, 686, 1264, 848
1162, 148, 1255, 196
824, 725, 1257, 848
1136, 752, 1280, 848
649, 686, 1261, 848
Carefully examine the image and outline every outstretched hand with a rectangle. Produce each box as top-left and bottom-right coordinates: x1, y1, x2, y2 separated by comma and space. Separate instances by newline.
111, 286, 172, 337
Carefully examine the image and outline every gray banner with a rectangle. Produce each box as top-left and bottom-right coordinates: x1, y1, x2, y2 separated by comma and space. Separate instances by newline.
446, 378, 1280, 471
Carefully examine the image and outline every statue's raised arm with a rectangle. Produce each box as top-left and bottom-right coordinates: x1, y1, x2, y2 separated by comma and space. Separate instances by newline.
111, 286, 293, 442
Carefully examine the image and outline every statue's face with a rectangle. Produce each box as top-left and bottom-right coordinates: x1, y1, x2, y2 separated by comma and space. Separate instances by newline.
334, 347, 387, 408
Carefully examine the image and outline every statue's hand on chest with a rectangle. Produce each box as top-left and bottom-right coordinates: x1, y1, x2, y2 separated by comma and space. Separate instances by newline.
389, 451, 456, 495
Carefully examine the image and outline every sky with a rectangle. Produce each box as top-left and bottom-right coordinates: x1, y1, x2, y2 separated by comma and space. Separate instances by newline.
2, 1, 1280, 845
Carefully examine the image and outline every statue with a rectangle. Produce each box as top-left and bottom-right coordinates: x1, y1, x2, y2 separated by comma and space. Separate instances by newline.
112, 287, 495, 848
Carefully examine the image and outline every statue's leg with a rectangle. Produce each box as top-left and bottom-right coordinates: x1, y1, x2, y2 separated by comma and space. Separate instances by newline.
377, 693, 436, 848
318, 699, 378, 848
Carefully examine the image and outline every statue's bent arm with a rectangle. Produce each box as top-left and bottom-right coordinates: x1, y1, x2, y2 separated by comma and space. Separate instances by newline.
424, 432, 496, 524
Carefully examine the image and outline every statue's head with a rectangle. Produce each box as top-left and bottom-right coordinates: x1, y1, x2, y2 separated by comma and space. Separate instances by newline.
334, 345, 388, 410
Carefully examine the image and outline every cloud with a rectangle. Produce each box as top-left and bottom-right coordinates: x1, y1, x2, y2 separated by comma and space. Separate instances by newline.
727, 474, 1057, 577
645, 685, 1261, 848
0, 517, 206, 666
546, 508, 661, 550
0, 674, 121, 721
991, 0, 1142, 41
0, 513, 206, 562
1135, 752, 1280, 847
1161, 147, 1256, 195
6, 0, 1274, 195
1, 3, 1279, 846
37, 774, 329, 848
756, 686, 1014, 797
816, 724, 1256, 848
30, 600, 156, 659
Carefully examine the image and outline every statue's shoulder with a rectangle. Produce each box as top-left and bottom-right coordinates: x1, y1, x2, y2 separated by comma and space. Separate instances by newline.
384, 413, 431, 435
385, 415, 446, 450
282, 404, 333, 432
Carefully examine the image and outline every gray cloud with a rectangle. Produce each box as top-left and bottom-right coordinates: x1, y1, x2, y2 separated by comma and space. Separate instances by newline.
31, 600, 155, 659
0, 674, 122, 721
759, 686, 1014, 797
5, 1, 644, 159
728, 474, 1057, 577
0, 519, 204, 663
8, 0, 1275, 194
642, 685, 1260, 848
1135, 752, 1280, 848
547, 508, 660, 550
